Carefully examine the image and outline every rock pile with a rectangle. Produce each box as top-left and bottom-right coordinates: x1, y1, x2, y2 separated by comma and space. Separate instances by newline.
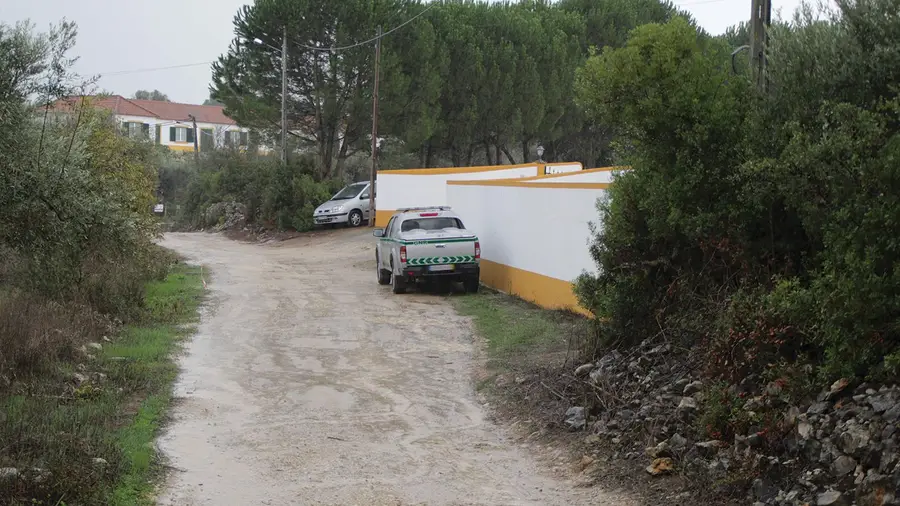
204, 201, 247, 231
566, 338, 900, 505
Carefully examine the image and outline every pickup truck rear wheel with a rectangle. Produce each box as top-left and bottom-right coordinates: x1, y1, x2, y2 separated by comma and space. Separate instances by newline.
391, 260, 407, 294
376, 253, 391, 285
464, 275, 480, 294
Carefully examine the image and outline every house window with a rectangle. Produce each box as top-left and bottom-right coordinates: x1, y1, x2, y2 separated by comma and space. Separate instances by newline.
122, 122, 150, 139
225, 130, 249, 148
169, 127, 194, 143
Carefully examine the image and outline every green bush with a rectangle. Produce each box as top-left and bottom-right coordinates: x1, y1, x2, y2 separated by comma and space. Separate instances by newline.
171, 152, 343, 232
574, 0, 900, 382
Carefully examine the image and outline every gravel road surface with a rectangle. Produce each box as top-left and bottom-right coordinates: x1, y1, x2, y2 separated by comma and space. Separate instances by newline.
156, 230, 633, 506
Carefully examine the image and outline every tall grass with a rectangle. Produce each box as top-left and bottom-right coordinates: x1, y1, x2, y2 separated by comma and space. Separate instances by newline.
0, 263, 204, 505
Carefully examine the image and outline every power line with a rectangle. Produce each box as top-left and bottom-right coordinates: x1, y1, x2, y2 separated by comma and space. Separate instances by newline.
289, 4, 434, 52
98, 5, 434, 77
98, 61, 214, 77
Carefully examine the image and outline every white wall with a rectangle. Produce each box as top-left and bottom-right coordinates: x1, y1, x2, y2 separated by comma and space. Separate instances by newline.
524, 169, 617, 184
447, 182, 604, 282
376, 165, 540, 211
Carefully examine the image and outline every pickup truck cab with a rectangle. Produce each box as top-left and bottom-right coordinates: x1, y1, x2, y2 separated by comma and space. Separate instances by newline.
373, 207, 480, 294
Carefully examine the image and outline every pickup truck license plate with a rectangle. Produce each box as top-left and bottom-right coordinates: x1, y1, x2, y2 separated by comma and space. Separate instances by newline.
429, 264, 455, 272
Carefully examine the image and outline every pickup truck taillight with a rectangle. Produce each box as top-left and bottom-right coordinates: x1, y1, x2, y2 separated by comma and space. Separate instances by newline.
400, 245, 407, 263
474, 241, 481, 259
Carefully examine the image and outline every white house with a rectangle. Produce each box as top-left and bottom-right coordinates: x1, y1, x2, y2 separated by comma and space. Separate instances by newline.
51, 95, 251, 152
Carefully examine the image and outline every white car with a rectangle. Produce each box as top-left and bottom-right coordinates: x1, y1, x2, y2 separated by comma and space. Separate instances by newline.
373, 207, 480, 294
313, 181, 373, 227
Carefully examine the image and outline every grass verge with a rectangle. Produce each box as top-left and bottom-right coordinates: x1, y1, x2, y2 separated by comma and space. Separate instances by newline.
453, 290, 588, 373
0, 263, 204, 505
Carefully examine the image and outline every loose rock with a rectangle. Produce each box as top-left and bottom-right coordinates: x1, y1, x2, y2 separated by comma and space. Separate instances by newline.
816, 489, 845, 505
72, 372, 89, 386
831, 455, 856, 477
683, 380, 703, 396
696, 440, 724, 456
752, 478, 777, 502
574, 363, 594, 377
564, 406, 586, 431
668, 433, 688, 450
646, 457, 674, 476
809, 401, 831, 415
677, 397, 697, 417
825, 378, 850, 400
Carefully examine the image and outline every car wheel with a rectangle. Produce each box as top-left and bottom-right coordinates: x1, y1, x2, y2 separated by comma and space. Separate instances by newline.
348, 210, 363, 227
391, 259, 406, 294
376, 253, 391, 285
464, 275, 480, 294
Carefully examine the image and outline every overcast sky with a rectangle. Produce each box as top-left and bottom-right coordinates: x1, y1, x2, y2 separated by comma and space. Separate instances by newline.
3, 0, 809, 105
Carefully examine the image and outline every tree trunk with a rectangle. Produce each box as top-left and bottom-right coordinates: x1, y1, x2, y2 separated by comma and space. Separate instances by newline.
425, 142, 433, 168
546, 141, 557, 163
495, 144, 502, 166
484, 141, 494, 165
501, 145, 516, 164
465, 145, 474, 167
335, 138, 349, 179
521, 139, 530, 163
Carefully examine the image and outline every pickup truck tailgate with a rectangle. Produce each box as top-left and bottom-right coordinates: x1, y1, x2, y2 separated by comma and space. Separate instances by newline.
403, 233, 477, 265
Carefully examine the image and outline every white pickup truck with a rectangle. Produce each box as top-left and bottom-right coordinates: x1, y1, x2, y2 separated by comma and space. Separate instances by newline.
373, 207, 480, 294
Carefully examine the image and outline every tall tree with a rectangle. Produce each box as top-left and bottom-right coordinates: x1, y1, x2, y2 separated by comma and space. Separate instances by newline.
211, 0, 413, 177
133, 89, 169, 101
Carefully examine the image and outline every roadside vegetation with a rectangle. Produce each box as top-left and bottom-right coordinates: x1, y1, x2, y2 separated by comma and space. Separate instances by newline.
574, 0, 900, 417
160, 152, 344, 233
458, 0, 900, 503
0, 21, 204, 505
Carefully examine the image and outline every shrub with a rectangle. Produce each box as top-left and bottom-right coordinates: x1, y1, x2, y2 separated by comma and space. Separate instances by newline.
0, 292, 111, 380
172, 152, 343, 232
574, 1, 900, 382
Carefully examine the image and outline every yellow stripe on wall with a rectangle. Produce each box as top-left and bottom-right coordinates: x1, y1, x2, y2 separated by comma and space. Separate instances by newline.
479, 259, 591, 316
375, 209, 395, 228
378, 163, 540, 176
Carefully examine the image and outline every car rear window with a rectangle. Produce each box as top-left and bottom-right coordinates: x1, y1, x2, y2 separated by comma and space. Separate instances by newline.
400, 217, 463, 232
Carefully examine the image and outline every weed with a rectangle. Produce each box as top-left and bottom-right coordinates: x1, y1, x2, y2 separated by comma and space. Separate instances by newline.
0, 264, 203, 505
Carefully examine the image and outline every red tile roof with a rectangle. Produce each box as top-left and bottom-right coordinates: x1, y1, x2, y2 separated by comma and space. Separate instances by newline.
50, 95, 236, 125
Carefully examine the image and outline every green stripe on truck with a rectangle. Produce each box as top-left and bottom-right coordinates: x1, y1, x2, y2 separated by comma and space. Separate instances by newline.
407, 256, 477, 265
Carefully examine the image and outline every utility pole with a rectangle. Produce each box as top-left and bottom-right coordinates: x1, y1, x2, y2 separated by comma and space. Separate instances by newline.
281, 26, 288, 164
189, 114, 200, 166
749, 0, 771, 92
368, 25, 382, 227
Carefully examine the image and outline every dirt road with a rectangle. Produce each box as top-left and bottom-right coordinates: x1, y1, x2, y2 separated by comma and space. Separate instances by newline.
157, 230, 633, 506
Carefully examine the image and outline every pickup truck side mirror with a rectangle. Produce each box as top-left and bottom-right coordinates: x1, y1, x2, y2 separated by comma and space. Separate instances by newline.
373, 229, 384, 237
